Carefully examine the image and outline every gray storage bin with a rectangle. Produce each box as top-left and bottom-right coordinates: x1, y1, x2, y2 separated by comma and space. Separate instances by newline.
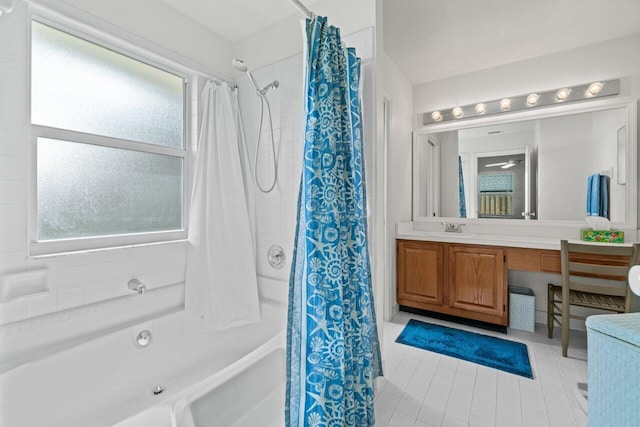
509, 286, 535, 332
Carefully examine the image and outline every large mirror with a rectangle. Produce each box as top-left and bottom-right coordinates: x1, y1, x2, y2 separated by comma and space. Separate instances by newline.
414, 99, 637, 227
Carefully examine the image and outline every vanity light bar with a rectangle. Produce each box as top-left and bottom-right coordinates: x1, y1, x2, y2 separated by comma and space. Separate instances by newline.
423, 79, 620, 125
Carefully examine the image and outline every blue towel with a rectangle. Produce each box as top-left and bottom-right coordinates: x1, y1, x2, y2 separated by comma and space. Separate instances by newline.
587, 174, 600, 216
586, 174, 610, 218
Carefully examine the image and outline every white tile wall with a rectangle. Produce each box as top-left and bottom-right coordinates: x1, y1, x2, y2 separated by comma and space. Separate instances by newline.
0, 2, 188, 327
236, 52, 304, 288
0, 1, 30, 325
0, 4, 373, 333
236, 28, 375, 300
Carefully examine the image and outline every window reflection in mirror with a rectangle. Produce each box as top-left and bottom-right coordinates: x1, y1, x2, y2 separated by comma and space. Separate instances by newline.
414, 107, 627, 222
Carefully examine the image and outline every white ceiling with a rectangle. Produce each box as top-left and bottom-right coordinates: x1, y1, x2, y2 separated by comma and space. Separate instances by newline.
158, 0, 311, 42
70, 0, 640, 85
384, 0, 640, 85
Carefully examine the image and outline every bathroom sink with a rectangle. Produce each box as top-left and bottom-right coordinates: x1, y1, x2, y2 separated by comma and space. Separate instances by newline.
422, 232, 476, 238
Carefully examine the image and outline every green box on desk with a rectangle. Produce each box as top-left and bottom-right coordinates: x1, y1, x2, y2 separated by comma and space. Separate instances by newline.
581, 229, 625, 243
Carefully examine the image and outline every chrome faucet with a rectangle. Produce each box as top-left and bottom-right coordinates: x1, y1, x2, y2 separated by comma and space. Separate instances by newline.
442, 222, 465, 233
128, 278, 146, 294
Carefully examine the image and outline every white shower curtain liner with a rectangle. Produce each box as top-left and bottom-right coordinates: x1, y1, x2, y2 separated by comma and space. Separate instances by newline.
184, 80, 260, 331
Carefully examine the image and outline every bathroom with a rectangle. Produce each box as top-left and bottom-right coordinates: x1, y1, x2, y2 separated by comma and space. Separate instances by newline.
1, 0, 640, 426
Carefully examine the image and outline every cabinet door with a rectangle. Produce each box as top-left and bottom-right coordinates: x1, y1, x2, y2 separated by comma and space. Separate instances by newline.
448, 245, 505, 318
397, 241, 445, 306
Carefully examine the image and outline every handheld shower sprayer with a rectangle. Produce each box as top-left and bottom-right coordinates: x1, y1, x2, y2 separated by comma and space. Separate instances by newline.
232, 58, 279, 96
232, 58, 280, 193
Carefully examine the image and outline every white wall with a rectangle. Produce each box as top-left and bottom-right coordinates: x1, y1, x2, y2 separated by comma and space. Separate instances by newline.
413, 32, 640, 225
236, 53, 304, 305
50, 0, 234, 77
459, 130, 534, 154
592, 109, 626, 223
383, 53, 413, 319
438, 132, 460, 218
537, 113, 593, 221
236, 27, 376, 307
413, 33, 640, 118
223, 0, 379, 316
410, 33, 640, 329
232, 0, 375, 73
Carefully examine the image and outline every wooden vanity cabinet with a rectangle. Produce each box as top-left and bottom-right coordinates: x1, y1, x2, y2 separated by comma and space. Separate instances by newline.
397, 239, 508, 326
397, 241, 445, 307
448, 245, 506, 324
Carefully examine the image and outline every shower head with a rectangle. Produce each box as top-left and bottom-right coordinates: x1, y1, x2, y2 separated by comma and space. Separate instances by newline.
232, 58, 261, 94
232, 58, 279, 96
232, 58, 248, 72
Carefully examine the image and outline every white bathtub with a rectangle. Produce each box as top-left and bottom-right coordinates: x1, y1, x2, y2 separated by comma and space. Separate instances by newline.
0, 299, 286, 427
116, 331, 285, 427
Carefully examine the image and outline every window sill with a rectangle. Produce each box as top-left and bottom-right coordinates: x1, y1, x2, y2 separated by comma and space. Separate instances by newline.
29, 231, 188, 259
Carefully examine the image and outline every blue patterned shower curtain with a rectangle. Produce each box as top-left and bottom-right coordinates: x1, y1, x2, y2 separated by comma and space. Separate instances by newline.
285, 16, 383, 427
458, 156, 467, 218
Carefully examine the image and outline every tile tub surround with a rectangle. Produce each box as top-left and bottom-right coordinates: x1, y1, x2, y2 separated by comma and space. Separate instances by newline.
0, 1, 202, 325
0, 300, 286, 427
236, 27, 375, 292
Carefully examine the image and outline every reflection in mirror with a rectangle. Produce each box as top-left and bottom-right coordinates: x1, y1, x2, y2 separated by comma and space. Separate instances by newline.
415, 107, 627, 223
476, 153, 528, 220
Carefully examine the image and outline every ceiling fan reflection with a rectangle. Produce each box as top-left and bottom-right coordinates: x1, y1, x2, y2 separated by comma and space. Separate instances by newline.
485, 160, 521, 169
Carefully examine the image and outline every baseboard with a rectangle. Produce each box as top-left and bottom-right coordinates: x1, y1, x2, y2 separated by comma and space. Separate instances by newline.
399, 306, 508, 334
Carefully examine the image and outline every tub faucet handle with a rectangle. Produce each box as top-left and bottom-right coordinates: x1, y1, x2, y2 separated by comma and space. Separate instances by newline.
128, 278, 146, 294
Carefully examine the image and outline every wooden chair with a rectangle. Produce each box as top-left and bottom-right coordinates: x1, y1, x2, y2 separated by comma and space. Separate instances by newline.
547, 240, 640, 357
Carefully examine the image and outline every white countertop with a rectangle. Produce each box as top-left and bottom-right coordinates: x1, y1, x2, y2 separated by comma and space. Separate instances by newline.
396, 229, 562, 250
396, 222, 635, 251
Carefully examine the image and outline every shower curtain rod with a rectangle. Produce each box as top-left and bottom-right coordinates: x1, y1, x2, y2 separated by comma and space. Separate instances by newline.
209, 79, 237, 90
290, 0, 314, 18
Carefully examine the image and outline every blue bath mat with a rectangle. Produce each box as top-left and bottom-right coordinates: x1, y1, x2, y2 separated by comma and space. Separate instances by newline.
396, 319, 533, 379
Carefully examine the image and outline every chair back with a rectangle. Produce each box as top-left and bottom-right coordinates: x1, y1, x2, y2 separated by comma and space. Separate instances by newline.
560, 240, 640, 310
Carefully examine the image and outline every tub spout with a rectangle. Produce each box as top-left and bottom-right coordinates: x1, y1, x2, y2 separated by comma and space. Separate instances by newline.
128, 279, 146, 294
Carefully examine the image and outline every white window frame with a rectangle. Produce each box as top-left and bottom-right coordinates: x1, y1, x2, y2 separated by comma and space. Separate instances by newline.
28, 8, 194, 256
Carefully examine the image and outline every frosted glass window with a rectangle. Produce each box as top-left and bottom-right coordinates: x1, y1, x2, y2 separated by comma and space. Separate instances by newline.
479, 173, 514, 193
37, 138, 183, 241
32, 21, 184, 148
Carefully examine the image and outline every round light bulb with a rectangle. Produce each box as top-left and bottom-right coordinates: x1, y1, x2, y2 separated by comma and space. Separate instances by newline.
526, 93, 539, 106
452, 107, 463, 118
587, 82, 604, 96
475, 103, 486, 114
629, 265, 640, 297
556, 87, 571, 101
431, 111, 442, 122
499, 98, 511, 111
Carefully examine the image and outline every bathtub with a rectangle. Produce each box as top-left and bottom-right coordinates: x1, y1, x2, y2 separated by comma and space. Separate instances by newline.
0, 298, 286, 427
116, 331, 285, 427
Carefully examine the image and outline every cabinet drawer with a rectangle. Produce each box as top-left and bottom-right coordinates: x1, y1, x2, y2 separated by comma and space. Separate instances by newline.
506, 247, 561, 273
506, 248, 541, 271
540, 253, 561, 273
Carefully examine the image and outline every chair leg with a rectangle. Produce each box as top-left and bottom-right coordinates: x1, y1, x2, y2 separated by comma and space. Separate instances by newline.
562, 292, 570, 358
547, 284, 554, 338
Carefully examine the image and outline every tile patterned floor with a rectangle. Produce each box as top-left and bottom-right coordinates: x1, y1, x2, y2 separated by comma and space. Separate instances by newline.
376, 311, 588, 427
